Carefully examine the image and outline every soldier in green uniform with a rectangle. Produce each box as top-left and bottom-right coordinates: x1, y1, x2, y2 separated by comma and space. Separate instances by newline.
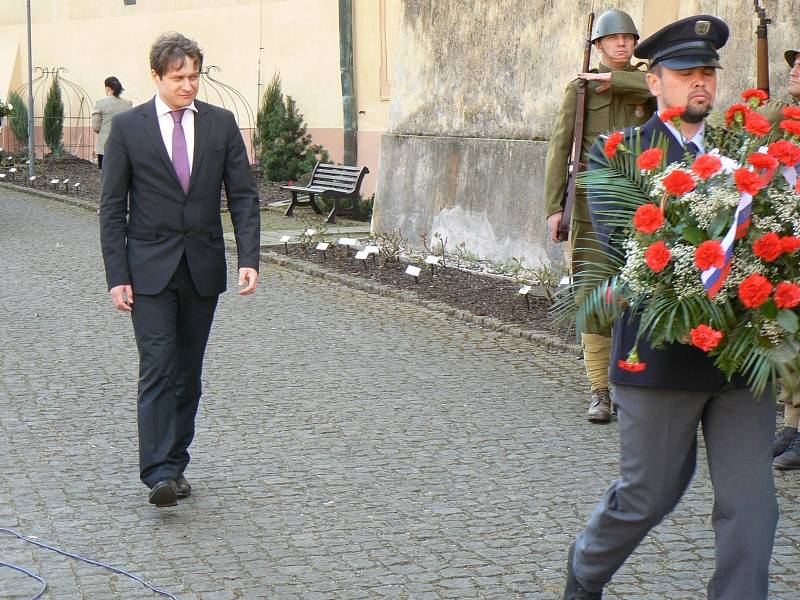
759, 49, 800, 469
543, 9, 656, 423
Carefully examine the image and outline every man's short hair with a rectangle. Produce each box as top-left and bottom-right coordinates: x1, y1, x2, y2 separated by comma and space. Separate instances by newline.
150, 32, 203, 77
649, 63, 663, 76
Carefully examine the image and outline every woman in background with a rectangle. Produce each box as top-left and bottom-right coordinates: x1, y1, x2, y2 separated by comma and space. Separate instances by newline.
91, 76, 132, 169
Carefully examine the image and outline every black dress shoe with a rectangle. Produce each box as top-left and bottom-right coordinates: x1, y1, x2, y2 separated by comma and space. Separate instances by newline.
176, 474, 192, 499
564, 542, 603, 599
148, 479, 178, 507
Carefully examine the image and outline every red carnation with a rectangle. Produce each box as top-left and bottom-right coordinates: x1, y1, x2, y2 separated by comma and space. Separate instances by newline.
781, 236, 800, 254
725, 103, 749, 125
733, 168, 764, 195
744, 111, 772, 136
660, 106, 685, 123
742, 88, 768, 107
694, 240, 725, 270
780, 119, 800, 136
633, 203, 664, 234
783, 106, 800, 120
637, 148, 663, 170
604, 131, 624, 158
738, 273, 773, 308
662, 169, 696, 196
691, 154, 722, 180
617, 348, 646, 372
767, 140, 800, 166
753, 232, 783, 261
747, 152, 778, 171
690, 324, 724, 352
644, 240, 671, 272
775, 282, 800, 309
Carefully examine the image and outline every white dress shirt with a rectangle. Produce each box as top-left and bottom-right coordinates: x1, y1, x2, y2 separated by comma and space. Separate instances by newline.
154, 94, 197, 172
659, 111, 705, 153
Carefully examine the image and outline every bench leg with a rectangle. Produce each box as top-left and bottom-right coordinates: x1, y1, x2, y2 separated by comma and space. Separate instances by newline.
326, 197, 338, 224
284, 191, 298, 217
308, 193, 323, 215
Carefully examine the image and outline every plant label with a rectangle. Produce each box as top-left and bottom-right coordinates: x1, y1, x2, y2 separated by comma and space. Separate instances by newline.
425, 255, 441, 265
0, 174, 5, 179
559, 276, 571, 286
405, 265, 422, 277
8, 168, 17, 173
518, 285, 532, 295
338, 237, 357, 246
365, 245, 379, 255
62, 178, 69, 184
304, 228, 316, 236
355, 250, 369, 260
29, 176, 36, 181
279, 235, 292, 243
49, 179, 59, 184
316, 242, 330, 251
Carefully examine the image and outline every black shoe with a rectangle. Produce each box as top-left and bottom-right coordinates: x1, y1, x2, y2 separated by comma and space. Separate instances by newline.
148, 479, 178, 507
176, 474, 192, 499
774, 433, 800, 470
774, 427, 798, 457
564, 542, 603, 599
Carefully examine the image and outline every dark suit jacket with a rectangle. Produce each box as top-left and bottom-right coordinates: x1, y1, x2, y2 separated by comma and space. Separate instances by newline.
99, 98, 260, 297
587, 114, 746, 392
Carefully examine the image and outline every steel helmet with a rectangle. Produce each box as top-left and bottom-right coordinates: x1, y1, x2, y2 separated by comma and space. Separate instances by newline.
785, 48, 800, 67
591, 9, 639, 43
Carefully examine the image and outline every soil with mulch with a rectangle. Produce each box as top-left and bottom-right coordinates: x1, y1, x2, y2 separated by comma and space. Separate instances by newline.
2, 152, 293, 207
277, 244, 576, 342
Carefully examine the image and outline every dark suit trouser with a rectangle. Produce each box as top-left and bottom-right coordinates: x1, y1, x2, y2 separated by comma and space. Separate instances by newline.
131, 254, 218, 488
573, 384, 778, 599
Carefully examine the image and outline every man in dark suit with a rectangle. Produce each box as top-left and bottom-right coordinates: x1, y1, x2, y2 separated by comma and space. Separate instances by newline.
563, 16, 778, 600
99, 32, 260, 508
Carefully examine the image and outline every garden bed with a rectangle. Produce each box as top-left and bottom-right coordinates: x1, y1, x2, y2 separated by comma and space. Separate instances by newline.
270, 242, 576, 342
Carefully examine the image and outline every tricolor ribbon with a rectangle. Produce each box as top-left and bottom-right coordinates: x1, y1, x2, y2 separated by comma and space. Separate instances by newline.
700, 165, 795, 298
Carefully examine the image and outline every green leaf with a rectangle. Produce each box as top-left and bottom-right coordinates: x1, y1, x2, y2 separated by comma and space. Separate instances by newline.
681, 226, 706, 245
708, 211, 730, 238
760, 299, 778, 320
777, 309, 799, 333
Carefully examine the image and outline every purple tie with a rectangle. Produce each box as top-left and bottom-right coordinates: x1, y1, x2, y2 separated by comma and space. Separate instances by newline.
170, 109, 190, 193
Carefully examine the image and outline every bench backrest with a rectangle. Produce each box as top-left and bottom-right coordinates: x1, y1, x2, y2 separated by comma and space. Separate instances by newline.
309, 162, 369, 194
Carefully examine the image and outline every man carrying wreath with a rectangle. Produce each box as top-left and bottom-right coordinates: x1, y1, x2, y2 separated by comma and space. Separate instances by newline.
563, 15, 778, 600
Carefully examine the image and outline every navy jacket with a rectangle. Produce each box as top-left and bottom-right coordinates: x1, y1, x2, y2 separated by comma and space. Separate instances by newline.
587, 114, 746, 392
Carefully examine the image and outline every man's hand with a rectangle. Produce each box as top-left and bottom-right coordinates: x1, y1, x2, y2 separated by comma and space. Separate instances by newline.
238, 268, 259, 295
578, 72, 611, 94
547, 211, 564, 243
110, 284, 134, 312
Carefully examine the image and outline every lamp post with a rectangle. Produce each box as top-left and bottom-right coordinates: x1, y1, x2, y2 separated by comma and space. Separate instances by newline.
26, 0, 34, 177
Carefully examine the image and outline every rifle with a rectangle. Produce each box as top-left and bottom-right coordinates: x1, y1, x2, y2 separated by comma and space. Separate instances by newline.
557, 11, 595, 242
754, 0, 771, 97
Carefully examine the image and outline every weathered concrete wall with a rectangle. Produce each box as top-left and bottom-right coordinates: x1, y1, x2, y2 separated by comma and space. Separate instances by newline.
374, 0, 800, 267
373, 135, 557, 266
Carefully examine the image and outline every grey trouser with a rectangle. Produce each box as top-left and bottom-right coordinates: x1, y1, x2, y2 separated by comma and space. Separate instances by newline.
573, 384, 778, 599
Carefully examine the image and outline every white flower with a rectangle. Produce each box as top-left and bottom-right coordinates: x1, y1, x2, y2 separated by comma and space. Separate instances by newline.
708, 148, 739, 174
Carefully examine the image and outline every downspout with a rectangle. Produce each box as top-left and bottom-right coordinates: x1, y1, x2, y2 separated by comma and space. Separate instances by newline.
339, 0, 357, 166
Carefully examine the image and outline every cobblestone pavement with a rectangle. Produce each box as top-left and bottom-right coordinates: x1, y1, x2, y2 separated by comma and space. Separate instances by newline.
1, 189, 798, 600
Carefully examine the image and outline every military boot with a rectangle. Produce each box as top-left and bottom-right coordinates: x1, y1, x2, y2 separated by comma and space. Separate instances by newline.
774, 432, 800, 470
587, 388, 612, 423
774, 427, 798, 457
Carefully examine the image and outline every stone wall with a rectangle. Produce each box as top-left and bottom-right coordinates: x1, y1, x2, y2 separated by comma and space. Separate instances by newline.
373, 0, 800, 268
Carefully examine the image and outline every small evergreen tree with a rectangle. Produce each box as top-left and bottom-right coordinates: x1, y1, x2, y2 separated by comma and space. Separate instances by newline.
7, 91, 28, 147
256, 71, 329, 181
43, 76, 64, 156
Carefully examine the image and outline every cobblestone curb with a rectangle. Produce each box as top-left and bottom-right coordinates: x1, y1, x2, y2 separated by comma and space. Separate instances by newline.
0, 182, 98, 213
258, 246, 582, 356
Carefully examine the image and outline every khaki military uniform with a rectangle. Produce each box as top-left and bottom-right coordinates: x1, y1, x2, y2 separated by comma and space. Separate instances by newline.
545, 63, 654, 325
543, 63, 655, 391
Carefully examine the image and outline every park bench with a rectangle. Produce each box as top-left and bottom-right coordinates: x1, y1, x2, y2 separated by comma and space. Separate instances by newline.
282, 162, 369, 224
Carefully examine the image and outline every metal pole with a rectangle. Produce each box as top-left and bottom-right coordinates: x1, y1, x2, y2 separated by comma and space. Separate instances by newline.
26, 0, 34, 177
339, 0, 356, 166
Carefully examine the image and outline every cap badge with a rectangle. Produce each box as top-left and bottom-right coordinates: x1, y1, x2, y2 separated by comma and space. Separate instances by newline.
695, 20, 711, 36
